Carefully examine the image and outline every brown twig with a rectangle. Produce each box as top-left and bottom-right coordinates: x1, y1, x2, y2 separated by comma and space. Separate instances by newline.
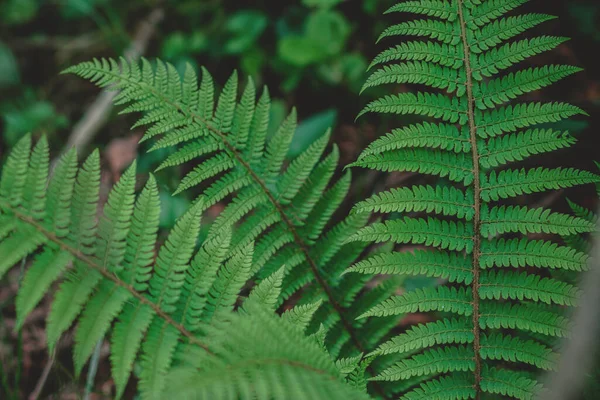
28, 348, 56, 400
57, 8, 164, 161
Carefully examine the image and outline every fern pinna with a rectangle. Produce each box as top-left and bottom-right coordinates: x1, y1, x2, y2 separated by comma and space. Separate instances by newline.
0, 135, 373, 400
350, 0, 599, 399
63, 58, 402, 371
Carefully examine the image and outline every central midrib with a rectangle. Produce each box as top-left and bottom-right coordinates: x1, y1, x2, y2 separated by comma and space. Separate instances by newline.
457, 0, 483, 397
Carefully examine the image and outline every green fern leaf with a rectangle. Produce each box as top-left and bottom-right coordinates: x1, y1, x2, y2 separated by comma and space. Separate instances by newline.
480, 302, 569, 337
359, 123, 470, 157
481, 167, 600, 201
15, 250, 73, 329
475, 65, 582, 109
358, 92, 467, 123
0, 134, 31, 207
472, 14, 557, 52
360, 286, 473, 318
362, 62, 466, 95
480, 238, 589, 271
346, 250, 473, 284
481, 366, 543, 399
369, 41, 463, 71
473, 36, 569, 79
467, 0, 528, 27
373, 318, 473, 356
350, 149, 474, 185
349, 218, 474, 252
479, 129, 576, 168
111, 303, 154, 399
480, 270, 580, 306
378, 19, 460, 45
201, 242, 253, 322
480, 333, 556, 370
355, 1, 596, 397
400, 373, 475, 400
149, 199, 204, 313
476, 102, 586, 138
353, 185, 474, 220
139, 320, 180, 400
386, 0, 457, 21
46, 151, 102, 350
374, 346, 474, 381
22, 136, 49, 219
481, 205, 595, 236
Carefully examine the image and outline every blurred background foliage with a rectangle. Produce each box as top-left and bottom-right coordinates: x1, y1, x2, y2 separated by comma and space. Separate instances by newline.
0, 0, 599, 398
0, 0, 402, 228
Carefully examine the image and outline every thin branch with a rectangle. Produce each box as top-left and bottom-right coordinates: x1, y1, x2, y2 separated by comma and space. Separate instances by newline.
28, 348, 57, 400
59, 8, 164, 158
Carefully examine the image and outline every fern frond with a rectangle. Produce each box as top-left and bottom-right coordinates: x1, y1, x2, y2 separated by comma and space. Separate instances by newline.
473, 36, 569, 79
374, 346, 474, 381
476, 102, 587, 138
480, 333, 556, 370
479, 270, 580, 306
467, 0, 528, 27
355, 1, 596, 397
479, 129, 576, 168
350, 150, 474, 185
368, 41, 463, 71
480, 302, 569, 337
378, 19, 460, 45
481, 205, 595, 236
349, 218, 474, 252
362, 62, 466, 95
472, 14, 557, 52
1, 136, 370, 399
65, 58, 383, 368
358, 92, 467, 123
481, 167, 600, 201
373, 318, 473, 356
400, 373, 475, 400
360, 286, 473, 318
480, 238, 589, 271
359, 123, 470, 157
385, 1, 457, 21
481, 366, 543, 399
168, 306, 371, 400
475, 65, 582, 109
353, 185, 474, 220
346, 250, 473, 284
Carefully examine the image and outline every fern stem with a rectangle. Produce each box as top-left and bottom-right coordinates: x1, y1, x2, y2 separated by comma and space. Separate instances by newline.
15, 257, 26, 393
71, 66, 366, 357
457, 1, 482, 396
200, 107, 391, 399
170, 96, 368, 357
2, 202, 214, 356
111, 72, 370, 354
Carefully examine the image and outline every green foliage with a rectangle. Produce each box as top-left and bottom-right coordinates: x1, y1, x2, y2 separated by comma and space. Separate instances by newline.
1, 1, 599, 399
351, 0, 598, 399
0, 134, 371, 400
62, 58, 401, 369
0, 51, 404, 397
